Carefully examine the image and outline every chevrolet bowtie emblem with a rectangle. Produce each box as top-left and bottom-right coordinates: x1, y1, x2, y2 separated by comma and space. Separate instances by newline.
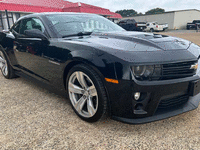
190, 63, 198, 70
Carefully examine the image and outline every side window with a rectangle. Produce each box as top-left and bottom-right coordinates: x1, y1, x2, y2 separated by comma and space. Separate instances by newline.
19, 18, 45, 35
127, 20, 132, 24
31, 18, 45, 33
19, 18, 32, 35
26, 20, 32, 30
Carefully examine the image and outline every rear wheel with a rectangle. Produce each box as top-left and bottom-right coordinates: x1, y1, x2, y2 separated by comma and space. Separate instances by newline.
0, 50, 16, 79
150, 28, 154, 32
66, 64, 107, 122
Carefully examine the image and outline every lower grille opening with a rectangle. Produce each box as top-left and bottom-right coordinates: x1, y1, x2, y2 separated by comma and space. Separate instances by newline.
158, 94, 189, 109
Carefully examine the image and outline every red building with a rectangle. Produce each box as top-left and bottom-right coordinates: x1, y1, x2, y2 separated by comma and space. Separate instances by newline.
0, 0, 122, 30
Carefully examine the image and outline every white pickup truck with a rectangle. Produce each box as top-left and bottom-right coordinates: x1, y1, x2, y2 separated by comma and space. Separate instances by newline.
145, 22, 168, 32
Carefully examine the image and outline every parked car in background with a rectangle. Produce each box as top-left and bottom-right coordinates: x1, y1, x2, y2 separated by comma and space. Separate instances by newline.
117, 19, 146, 31
145, 22, 168, 32
187, 20, 200, 30
136, 22, 147, 31
1, 12, 200, 124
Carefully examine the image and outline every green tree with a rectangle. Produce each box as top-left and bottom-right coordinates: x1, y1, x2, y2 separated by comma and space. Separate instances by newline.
137, 12, 143, 16
115, 9, 138, 17
145, 8, 165, 15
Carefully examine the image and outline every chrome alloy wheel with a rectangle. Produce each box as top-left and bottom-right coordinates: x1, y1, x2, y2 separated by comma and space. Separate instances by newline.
0, 51, 8, 76
68, 71, 98, 118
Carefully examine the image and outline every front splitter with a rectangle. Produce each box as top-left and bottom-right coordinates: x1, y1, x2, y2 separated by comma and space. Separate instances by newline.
112, 93, 200, 124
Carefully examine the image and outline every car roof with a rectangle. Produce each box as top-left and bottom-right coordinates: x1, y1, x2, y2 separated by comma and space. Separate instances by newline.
18, 12, 98, 20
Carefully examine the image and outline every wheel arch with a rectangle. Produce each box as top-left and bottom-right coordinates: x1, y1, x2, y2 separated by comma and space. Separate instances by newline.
63, 59, 106, 89
0, 45, 11, 64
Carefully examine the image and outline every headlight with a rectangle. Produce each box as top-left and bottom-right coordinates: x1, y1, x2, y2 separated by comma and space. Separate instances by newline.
131, 65, 161, 80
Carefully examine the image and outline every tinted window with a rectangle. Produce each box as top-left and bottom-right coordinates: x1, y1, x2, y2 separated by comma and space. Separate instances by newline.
127, 20, 133, 24
20, 19, 30, 34
19, 18, 45, 35
194, 20, 200, 23
32, 18, 45, 32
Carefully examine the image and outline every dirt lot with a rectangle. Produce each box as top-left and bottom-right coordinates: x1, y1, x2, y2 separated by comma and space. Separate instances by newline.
161, 30, 200, 46
0, 31, 200, 150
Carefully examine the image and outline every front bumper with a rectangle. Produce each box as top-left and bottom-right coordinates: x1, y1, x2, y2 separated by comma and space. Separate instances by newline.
112, 93, 200, 124
106, 75, 200, 124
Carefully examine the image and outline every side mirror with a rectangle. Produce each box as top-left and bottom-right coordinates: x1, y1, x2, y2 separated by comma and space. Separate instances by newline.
24, 29, 48, 40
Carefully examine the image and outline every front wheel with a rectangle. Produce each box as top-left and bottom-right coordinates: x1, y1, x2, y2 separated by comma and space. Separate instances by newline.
66, 64, 108, 122
0, 50, 16, 79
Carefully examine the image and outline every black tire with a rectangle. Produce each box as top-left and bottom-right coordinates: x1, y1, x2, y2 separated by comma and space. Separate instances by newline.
66, 64, 108, 122
0, 49, 16, 79
150, 28, 154, 32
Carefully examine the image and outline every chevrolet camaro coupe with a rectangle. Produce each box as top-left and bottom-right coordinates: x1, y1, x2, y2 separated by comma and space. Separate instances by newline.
1, 12, 200, 124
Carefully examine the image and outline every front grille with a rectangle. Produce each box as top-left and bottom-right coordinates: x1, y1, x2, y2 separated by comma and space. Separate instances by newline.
158, 94, 189, 109
162, 61, 197, 80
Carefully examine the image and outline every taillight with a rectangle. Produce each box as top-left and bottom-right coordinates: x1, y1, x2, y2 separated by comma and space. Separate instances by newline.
156, 25, 158, 28
135, 23, 137, 27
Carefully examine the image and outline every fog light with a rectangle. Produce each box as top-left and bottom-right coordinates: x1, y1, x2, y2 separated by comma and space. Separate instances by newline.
134, 92, 140, 100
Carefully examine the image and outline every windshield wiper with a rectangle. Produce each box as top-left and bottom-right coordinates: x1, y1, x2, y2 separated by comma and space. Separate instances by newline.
62, 32, 92, 38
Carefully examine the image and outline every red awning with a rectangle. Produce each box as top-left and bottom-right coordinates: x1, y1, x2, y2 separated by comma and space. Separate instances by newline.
0, 1, 122, 19
0, 3, 62, 12
3, 0, 72, 9
107, 12, 122, 19
63, 2, 122, 18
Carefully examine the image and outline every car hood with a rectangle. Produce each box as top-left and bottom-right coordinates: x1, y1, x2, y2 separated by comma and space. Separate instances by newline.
61, 31, 199, 64
72, 31, 191, 51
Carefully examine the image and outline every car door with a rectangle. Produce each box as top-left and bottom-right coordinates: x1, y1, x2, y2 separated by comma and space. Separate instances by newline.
13, 17, 50, 82
152, 22, 156, 29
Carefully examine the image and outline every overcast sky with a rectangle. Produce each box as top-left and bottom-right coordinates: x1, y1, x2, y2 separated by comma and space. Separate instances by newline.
69, 0, 200, 13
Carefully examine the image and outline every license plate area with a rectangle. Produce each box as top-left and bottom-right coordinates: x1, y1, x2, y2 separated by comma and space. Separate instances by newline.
189, 80, 200, 96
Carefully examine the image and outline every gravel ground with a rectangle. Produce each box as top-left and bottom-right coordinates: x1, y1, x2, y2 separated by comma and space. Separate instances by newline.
160, 31, 200, 46
0, 32, 200, 149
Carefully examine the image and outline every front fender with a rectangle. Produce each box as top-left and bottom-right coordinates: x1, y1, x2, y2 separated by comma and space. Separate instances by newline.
68, 49, 118, 79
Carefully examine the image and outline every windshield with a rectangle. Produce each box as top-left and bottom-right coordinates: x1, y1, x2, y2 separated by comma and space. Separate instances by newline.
46, 14, 124, 37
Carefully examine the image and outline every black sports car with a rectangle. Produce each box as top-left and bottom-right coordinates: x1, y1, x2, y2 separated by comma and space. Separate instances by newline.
1, 12, 200, 124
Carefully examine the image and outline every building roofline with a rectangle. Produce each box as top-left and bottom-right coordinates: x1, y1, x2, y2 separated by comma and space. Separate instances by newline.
164, 9, 200, 13
123, 9, 200, 19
